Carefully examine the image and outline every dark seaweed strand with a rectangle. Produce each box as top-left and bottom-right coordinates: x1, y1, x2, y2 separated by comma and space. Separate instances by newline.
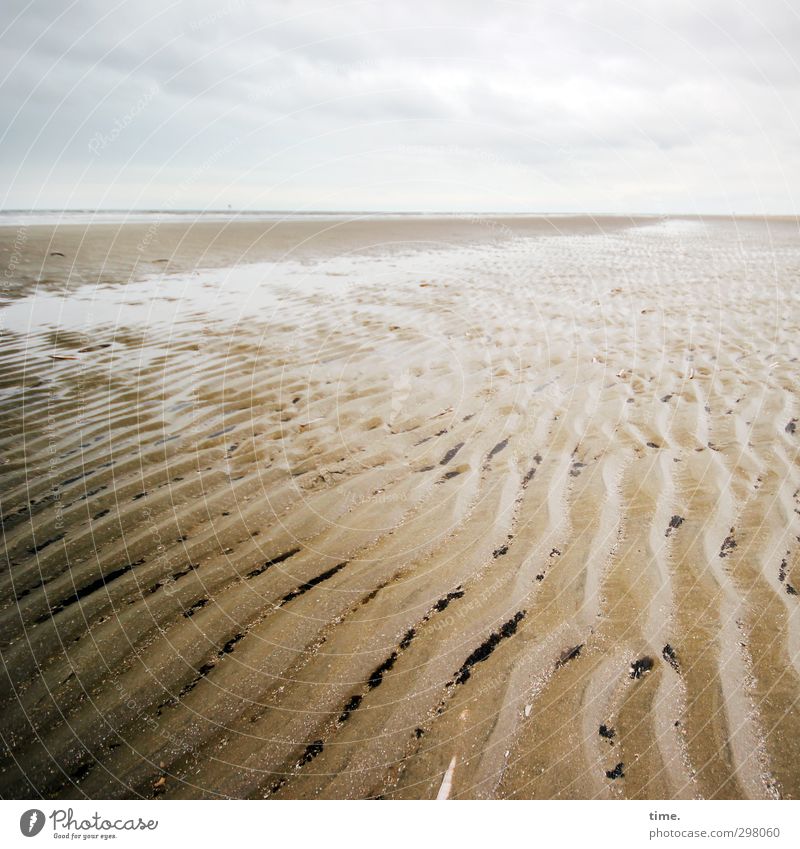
453, 610, 526, 684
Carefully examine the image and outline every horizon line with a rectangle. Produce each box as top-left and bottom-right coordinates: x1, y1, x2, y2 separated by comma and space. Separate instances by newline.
1, 208, 798, 219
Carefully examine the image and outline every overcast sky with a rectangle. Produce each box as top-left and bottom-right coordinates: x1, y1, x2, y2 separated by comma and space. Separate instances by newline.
2, 0, 799, 213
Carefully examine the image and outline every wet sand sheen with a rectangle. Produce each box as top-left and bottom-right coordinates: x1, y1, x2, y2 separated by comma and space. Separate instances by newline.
1, 215, 800, 799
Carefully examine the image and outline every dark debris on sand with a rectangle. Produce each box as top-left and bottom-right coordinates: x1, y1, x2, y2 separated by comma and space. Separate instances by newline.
487, 438, 509, 461
665, 515, 684, 537
453, 611, 526, 684
629, 657, 654, 679
719, 530, 737, 558
433, 588, 464, 612
556, 644, 583, 668
662, 644, 679, 671
338, 694, 363, 724
368, 652, 398, 690
440, 442, 464, 465
298, 740, 324, 766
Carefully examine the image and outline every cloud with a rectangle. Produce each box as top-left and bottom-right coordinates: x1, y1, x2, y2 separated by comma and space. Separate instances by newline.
1, 0, 799, 212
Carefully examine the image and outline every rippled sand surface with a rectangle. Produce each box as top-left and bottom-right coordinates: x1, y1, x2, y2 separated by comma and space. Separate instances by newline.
1, 215, 799, 799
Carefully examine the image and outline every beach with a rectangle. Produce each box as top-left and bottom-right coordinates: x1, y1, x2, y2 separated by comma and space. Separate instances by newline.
1, 213, 799, 800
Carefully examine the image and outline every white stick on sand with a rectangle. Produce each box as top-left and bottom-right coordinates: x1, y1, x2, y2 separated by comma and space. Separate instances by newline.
436, 756, 457, 800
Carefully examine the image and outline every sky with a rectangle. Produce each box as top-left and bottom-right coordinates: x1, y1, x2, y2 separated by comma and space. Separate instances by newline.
1, 0, 799, 213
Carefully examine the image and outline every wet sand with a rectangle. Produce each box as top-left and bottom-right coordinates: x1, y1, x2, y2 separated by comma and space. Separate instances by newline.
1, 214, 800, 799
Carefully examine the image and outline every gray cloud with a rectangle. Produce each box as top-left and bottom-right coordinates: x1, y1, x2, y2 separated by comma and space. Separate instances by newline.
2, 0, 799, 212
